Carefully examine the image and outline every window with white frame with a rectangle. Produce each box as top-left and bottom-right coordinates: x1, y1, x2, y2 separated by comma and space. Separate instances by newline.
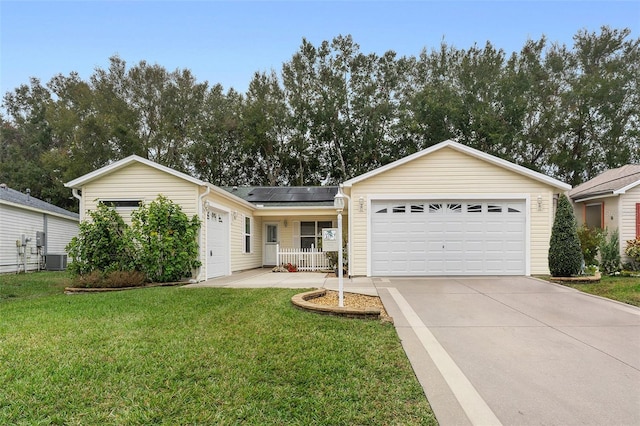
243, 216, 252, 253
300, 221, 332, 249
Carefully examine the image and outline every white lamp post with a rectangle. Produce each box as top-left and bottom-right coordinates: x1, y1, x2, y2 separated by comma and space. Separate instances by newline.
334, 187, 345, 307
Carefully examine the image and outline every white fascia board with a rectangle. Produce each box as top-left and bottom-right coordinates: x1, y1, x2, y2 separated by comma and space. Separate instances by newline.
342, 139, 571, 191
65, 155, 206, 188
613, 179, 640, 195
572, 193, 617, 203
0, 200, 79, 222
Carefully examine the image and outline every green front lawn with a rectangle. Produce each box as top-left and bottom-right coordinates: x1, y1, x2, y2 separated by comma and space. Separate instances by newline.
554, 275, 640, 307
0, 272, 435, 425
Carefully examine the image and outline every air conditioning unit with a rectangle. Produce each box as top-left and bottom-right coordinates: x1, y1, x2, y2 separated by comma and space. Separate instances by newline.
45, 254, 67, 271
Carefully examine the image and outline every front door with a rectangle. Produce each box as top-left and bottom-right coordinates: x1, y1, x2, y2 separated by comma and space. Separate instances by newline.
264, 223, 279, 266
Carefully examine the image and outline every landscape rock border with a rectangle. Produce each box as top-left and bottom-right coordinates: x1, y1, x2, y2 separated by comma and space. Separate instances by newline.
549, 272, 601, 284
291, 289, 382, 320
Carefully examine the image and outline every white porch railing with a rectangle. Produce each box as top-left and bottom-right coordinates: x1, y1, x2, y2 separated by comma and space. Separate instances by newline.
276, 244, 331, 271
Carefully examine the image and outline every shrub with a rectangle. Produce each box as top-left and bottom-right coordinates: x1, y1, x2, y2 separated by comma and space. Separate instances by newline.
66, 203, 138, 276
624, 238, 640, 271
576, 224, 605, 266
548, 194, 583, 277
131, 195, 201, 283
599, 229, 621, 275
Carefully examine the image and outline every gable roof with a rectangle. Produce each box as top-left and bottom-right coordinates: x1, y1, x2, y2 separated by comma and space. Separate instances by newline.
569, 164, 640, 202
65, 155, 206, 189
342, 139, 571, 190
0, 185, 79, 220
223, 186, 338, 207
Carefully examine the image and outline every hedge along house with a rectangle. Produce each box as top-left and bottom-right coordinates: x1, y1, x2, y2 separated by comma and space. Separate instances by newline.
568, 165, 640, 263
64, 156, 341, 281
0, 184, 79, 274
65, 140, 570, 280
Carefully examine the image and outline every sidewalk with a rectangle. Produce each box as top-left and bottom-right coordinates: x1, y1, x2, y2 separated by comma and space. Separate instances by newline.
184, 268, 378, 296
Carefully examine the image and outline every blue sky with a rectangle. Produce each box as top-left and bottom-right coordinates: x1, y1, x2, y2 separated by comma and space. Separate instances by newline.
1, 1, 638, 96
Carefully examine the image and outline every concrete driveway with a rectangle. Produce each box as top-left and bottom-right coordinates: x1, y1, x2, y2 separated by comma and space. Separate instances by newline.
376, 276, 640, 426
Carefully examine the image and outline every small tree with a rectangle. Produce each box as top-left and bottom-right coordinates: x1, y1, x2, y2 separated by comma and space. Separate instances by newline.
576, 224, 605, 266
548, 194, 583, 277
66, 203, 137, 276
131, 195, 201, 282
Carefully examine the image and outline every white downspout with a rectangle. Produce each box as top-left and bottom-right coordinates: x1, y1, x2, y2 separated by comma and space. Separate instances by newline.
198, 185, 211, 281
339, 184, 352, 278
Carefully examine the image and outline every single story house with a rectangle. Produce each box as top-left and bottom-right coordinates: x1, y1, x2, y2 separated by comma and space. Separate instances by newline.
569, 165, 640, 262
0, 184, 79, 274
65, 139, 571, 280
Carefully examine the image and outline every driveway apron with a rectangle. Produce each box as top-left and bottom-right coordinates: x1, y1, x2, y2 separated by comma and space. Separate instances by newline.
376, 276, 640, 426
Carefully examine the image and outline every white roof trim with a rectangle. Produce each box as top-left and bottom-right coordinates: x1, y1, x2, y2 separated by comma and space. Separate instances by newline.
613, 179, 640, 195
255, 205, 339, 210
342, 139, 571, 191
65, 155, 206, 188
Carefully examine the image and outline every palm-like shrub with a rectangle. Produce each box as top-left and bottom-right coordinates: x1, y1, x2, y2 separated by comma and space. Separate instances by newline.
548, 194, 583, 277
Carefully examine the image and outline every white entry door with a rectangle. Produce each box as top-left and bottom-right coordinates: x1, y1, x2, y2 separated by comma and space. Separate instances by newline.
371, 200, 526, 276
264, 223, 279, 266
207, 209, 229, 278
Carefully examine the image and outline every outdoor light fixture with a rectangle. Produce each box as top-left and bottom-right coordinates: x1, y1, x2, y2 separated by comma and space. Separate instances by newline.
537, 195, 543, 211
358, 196, 364, 212
284, 219, 288, 228
334, 188, 345, 307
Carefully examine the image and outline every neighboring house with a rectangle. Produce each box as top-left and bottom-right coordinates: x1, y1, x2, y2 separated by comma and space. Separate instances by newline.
65, 140, 571, 279
0, 184, 79, 274
569, 165, 640, 263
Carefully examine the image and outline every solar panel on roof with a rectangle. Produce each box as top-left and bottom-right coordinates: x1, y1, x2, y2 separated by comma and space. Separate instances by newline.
244, 186, 338, 203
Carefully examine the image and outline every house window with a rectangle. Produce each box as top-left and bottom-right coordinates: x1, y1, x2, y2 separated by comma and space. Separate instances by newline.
244, 216, 252, 253
100, 200, 141, 209
585, 203, 603, 229
300, 221, 332, 249
467, 203, 482, 213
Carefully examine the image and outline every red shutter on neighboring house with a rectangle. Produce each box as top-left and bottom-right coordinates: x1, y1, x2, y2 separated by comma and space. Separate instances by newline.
636, 203, 640, 238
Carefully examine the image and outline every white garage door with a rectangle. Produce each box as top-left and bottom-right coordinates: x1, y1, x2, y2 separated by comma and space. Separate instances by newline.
206, 209, 229, 278
371, 200, 526, 276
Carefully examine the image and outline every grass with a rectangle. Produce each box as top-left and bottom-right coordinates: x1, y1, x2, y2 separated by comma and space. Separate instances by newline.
0, 271, 71, 300
558, 274, 640, 307
0, 272, 435, 425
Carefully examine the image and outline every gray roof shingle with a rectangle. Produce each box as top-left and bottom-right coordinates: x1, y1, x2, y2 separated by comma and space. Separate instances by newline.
569, 165, 640, 201
0, 185, 79, 220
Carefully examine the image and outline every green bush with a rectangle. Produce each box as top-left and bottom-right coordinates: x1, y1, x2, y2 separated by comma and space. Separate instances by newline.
576, 224, 605, 266
599, 229, 621, 275
548, 194, 583, 277
131, 195, 201, 283
66, 203, 138, 276
624, 238, 640, 270
67, 196, 202, 284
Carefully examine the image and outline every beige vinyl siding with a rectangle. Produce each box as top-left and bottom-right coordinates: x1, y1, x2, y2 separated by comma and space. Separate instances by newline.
81, 162, 199, 223
230, 208, 262, 272
46, 216, 78, 254
348, 147, 561, 276
280, 215, 340, 249
620, 185, 640, 262
0, 205, 42, 273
